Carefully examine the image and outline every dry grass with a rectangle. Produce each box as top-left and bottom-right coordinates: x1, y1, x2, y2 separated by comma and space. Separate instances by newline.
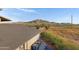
41, 27, 79, 50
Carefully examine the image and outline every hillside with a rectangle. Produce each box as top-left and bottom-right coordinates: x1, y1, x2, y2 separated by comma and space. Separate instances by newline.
24, 19, 79, 28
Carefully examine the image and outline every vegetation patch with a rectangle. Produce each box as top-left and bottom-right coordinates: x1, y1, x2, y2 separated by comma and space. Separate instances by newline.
41, 31, 79, 50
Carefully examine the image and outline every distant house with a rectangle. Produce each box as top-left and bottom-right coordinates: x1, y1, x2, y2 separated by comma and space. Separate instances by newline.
0, 16, 11, 22
0, 16, 40, 50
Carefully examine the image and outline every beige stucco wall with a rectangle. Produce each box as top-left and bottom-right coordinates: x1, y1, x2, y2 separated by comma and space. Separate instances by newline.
16, 44, 24, 50
16, 33, 40, 50
27, 33, 40, 50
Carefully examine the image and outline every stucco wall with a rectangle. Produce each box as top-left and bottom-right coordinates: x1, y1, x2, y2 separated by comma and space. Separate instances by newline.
16, 33, 40, 50
27, 33, 40, 50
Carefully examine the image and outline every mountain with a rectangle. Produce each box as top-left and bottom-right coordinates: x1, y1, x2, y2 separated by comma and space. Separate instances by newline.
28, 19, 50, 24
23, 19, 79, 28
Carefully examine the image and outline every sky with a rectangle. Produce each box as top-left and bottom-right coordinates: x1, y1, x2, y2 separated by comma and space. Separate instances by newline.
0, 8, 79, 24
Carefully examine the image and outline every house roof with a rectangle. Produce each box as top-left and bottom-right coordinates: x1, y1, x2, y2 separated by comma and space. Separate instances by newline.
0, 24, 40, 50
0, 16, 11, 21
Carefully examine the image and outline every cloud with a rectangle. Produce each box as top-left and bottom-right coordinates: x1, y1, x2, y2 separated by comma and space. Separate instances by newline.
16, 8, 38, 13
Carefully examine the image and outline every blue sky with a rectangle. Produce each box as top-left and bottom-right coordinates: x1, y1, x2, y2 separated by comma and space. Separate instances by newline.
0, 8, 79, 24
